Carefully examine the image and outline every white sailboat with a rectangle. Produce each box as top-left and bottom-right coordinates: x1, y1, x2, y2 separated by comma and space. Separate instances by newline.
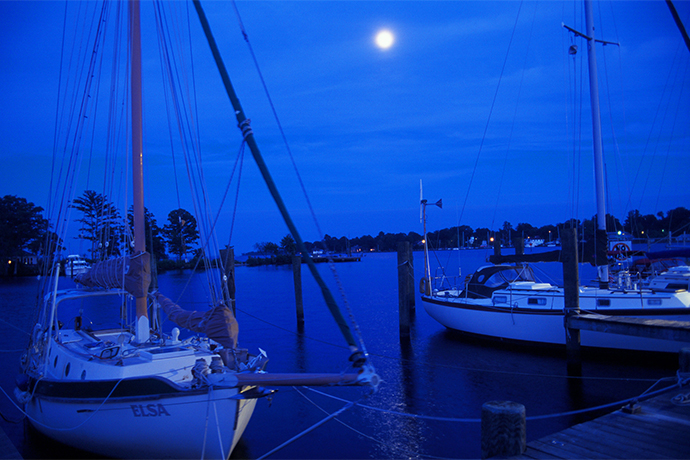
420, 0, 690, 353
15, 1, 377, 458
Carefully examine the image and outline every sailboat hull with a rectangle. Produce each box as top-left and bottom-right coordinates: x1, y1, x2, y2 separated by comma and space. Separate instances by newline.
25, 382, 256, 459
422, 289, 690, 353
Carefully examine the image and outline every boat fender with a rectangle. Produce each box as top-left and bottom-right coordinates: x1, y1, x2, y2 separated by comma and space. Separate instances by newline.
14, 374, 31, 404
15, 374, 29, 392
419, 277, 428, 294
13, 387, 30, 405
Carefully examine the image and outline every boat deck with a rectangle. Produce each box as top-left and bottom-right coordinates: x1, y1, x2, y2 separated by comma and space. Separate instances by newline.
511, 387, 690, 459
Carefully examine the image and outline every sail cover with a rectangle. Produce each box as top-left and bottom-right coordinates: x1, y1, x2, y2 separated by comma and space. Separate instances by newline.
75, 251, 151, 298
155, 292, 238, 349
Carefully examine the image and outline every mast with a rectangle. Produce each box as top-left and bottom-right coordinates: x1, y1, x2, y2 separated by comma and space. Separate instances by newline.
584, 0, 609, 288
564, 1, 619, 287
192, 0, 362, 358
130, 0, 149, 342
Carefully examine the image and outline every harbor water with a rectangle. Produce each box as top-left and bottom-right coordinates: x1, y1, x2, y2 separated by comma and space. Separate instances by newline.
0, 250, 679, 459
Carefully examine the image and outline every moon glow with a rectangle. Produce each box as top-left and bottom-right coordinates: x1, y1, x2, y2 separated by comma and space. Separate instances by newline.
375, 30, 394, 49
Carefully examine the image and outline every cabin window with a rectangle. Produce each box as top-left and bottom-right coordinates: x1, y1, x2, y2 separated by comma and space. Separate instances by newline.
596, 299, 611, 307
527, 298, 546, 306
64, 362, 70, 377
81, 370, 86, 380
647, 299, 662, 306
493, 296, 507, 304
53, 356, 58, 368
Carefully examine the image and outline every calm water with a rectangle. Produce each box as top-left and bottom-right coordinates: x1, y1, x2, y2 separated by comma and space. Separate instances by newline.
0, 250, 679, 459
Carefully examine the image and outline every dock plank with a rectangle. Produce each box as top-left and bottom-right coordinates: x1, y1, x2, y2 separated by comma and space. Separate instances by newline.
509, 388, 690, 459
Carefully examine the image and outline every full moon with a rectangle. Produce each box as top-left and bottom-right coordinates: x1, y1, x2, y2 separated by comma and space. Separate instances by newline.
375, 30, 394, 49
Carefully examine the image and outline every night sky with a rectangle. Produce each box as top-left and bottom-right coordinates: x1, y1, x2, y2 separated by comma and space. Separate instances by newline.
1, 1, 688, 254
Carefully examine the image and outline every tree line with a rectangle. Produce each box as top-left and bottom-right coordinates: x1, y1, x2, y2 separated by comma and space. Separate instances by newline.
0, 192, 201, 275
256, 206, 690, 255
2, 190, 688, 275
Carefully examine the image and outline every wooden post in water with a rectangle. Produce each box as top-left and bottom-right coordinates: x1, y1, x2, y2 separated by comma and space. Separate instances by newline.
562, 228, 581, 375
226, 248, 236, 315
514, 237, 524, 256
680, 347, 690, 374
493, 238, 501, 257
292, 255, 304, 326
481, 401, 526, 458
397, 242, 414, 339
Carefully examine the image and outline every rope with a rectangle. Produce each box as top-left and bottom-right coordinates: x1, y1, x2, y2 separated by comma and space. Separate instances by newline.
292, 386, 448, 460
458, 1, 524, 228
302, 373, 688, 424
0, 376, 127, 432
257, 398, 359, 459
226, 0, 369, 357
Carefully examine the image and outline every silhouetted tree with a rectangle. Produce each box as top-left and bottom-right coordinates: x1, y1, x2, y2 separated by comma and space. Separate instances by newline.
162, 209, 199, 262
71, 190, 122, 260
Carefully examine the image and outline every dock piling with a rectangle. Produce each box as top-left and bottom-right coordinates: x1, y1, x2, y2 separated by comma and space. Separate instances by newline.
397, 241, 414, 339
481, 400, 526, 459
292, 255, 304, 327
562, 228, 581, 376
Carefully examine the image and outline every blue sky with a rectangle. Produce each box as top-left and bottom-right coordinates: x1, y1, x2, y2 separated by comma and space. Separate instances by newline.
1, 1, 688, 254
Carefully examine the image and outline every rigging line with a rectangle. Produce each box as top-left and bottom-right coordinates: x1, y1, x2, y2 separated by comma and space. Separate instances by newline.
228, 0, 368, 356
226, 143, 246, 247
154, 2, 182, 211
490, 1, 537, 234
598, 41, 623, 218
654, 57, 688, 214
0, 377, 128, 432
233, 302, 666, 384
228, 0, 324, 237
257, 398, 360, 460
305, 378, 684, 424
53, 1, 108, 261
458, 0, 524, 226
293, 387, 448, 460
156, 2, 218, 289
624, 39, 681, 214
194, 0, 361, 355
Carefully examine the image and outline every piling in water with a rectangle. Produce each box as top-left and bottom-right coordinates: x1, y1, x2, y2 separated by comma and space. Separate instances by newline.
292, 255, 304, 327
562, 228, 581, 376
397, 241, 414, 339
481, 400, 526, 459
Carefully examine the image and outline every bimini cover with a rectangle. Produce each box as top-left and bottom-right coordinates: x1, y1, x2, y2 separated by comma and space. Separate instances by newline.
74, 251, 151, 298
155, 292, 238, 349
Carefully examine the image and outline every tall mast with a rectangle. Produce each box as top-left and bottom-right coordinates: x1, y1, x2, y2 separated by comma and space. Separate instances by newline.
130, 0, 149, 342
584, 0, 609, 287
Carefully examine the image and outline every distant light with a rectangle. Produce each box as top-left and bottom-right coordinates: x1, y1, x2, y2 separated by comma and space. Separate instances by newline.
375, 29, 394, 50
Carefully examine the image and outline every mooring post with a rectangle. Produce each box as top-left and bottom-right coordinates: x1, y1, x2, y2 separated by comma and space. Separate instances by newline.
562, 227, 581, 376
680, 347, 690, 374
514, 237, 524, 256
481, 400, 526, 459
397, 242, 412, 339
405, 241, 415, 315
221, 247, 236, 315
292, 255, 304, 326
493, 238, 501, 257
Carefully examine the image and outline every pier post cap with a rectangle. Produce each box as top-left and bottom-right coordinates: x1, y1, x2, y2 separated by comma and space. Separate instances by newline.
482, 400, 525, 413
481, 400, 526, 459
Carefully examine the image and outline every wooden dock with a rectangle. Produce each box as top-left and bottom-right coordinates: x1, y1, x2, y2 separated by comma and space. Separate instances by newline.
512, 387, 690, 459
